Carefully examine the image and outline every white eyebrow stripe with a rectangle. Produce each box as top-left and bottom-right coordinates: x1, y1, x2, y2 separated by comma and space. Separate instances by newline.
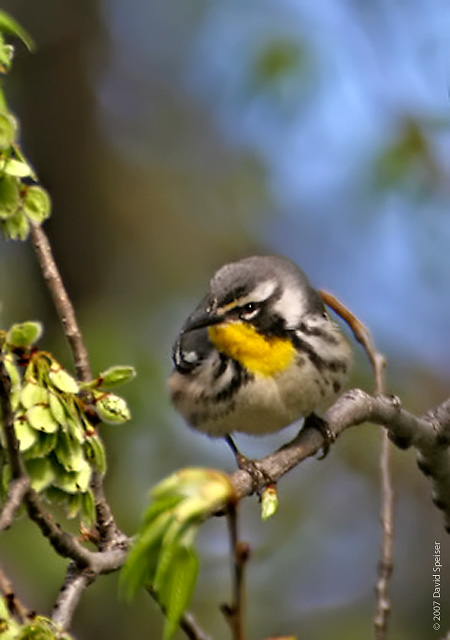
272, 284, 306, 328
247, 279, 278, 303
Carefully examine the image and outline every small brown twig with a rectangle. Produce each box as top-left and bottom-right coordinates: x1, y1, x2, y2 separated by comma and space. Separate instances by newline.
0, 565, 29, 624
221, 503, 249, 640
320, 291, 394, 640
146, 586, 213, 640
30, 223, 92, 383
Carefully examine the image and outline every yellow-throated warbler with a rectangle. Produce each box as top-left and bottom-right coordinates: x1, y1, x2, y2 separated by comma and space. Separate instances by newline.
168, 255, 352, 456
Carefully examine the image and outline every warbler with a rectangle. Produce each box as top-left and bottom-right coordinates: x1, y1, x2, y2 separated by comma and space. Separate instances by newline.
168, 255, 352, 458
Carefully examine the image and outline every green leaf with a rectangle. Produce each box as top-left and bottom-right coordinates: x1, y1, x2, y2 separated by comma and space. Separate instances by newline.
25, 458, 55, 492
0, 174, 19, 219
23, 185, 51, 223
96, 365, 137, 388
0, 112, 17, 149
7, 321, 43, 348
94, 392, 131, 424
0, 10, 34, 51
161, 545, 199, 640
120, 511, 173, 602
48, 365, 79, 394
14, 414, 38, 451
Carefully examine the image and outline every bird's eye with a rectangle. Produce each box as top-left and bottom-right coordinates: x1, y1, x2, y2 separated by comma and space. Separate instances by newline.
240, 302, 259, 320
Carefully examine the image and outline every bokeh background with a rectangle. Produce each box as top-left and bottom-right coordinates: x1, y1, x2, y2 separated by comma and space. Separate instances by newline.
1, 1, 450, 638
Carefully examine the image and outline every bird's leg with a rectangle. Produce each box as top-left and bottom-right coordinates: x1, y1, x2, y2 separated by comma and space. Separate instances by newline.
225, 435, 272, 493
303, 413, 335, 459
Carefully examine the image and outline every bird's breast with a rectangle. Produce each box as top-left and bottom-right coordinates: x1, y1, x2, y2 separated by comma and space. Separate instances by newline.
207, 322, 295, 377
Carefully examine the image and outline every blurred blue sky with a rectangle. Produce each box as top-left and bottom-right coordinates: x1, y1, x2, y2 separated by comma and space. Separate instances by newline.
98, 0, 450, 377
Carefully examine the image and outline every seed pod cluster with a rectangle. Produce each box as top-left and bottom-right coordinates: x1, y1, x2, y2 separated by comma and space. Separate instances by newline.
1, 322, 134, 524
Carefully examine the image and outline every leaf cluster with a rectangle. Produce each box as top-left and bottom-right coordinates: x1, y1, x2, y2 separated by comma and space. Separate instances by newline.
120, 468, 235, 639
0, 594, 73, 640
0, 11, 50, 240
1, 322, 135, 525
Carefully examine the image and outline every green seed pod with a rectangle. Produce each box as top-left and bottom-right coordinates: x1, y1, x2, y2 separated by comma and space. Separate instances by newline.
0, 112, 17, 149
20, 381, 48, 410
53, 459, 91, 494
83, 434, 107, 475
55, 432, 86, 472
25, 458, 55, 492
48, 365, 79, 394
80, 490, 96, 526
23, 431, 58, 460
97, 365, 136, 388
95, 392, 131, 424
14, 414, 38, 451
22, 185, 51, 223
26, 405, 59, 433
0, 174, 19, 219
6, 321, 42, 348
0, 210, 29, 240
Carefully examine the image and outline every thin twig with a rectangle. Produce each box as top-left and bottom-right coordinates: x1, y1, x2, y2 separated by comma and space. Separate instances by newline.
52, 563, 96, 630
179, 611, 213, 640
147, 586, 213, 640
374, 430, 394, 639
320, 291, 395, 639
29, 223, 92, 383
221, 504, 248, 640
0, 565, 29, 624
0, 476, 29, 531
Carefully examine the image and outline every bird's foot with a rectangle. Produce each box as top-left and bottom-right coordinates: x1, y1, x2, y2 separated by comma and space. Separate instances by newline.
225, 435, 272, 493
303, 413, 335, 459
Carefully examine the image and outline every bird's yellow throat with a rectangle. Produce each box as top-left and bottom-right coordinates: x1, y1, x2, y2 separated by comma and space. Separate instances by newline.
208, 322, 295, 377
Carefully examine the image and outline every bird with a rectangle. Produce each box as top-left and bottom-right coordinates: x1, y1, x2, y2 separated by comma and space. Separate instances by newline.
168, 255, 352, 466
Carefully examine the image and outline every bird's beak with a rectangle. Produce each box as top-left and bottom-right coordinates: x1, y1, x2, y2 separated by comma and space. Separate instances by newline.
183, 310, 226, 333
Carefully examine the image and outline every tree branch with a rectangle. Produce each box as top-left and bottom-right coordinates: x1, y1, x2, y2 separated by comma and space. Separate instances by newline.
29, 223, 123, 550
52, 563, 96, 630
0, 565, 29, 624
0, 476, 29, 531
227, 389, 450, 530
